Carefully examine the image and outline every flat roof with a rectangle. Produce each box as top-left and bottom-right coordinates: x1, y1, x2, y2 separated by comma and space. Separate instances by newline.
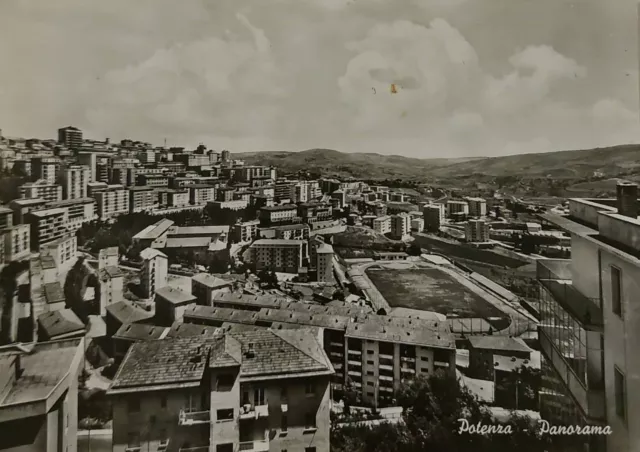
29, 207, 67, 217
0, 339, 83, 407
133, 218, 174, 240
169, 225, 229, 235
468, 336, 532, 353
346, 319, 455, 349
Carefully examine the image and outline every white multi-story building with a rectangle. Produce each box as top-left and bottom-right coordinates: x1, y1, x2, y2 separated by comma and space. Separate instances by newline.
465, 219, 489, 243
466, 197, 487, 218
0, 224, 30, 264
316, 242, 335, 283
537, 181, 640, 452
19, 179, 63, 203
40, 234, 78, 270
94, 184, 129, 219
140, 248, 168, 298
244, 239, 306, 273
61, 164, 91, 199
372, 216, 391, 235
411, 217, 424, 232
26, 207, 70, 249
446, 200, 469, 219
422, 203, 445, 232
390, 213, 411, 240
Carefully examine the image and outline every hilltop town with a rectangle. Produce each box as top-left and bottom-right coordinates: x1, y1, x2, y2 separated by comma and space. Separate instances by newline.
0, 127, 635, 452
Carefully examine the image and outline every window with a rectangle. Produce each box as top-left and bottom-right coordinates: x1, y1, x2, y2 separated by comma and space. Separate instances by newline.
127, 433, 140, 448
614, 367, 626, 422
421, 368, 429, 374
305, 413, 316, 429
366, 370, 374, 376
216, 409, 234, 421
420, 356, 428, 362
305, 448, 317, 452
128, 398, 140, 413
367, 391, 374, 397
281, 387, 288, 403
254, 387, 265, 405
367, 381, 374, 387
366, 350, 374, 355
216, 444, 233, 452
366, 360, 374, 365
160, 395, 167, 408
305, 383, 315, 396
611, 266, 622, 317
281, 414, 288, 432
150, 415, 156, 424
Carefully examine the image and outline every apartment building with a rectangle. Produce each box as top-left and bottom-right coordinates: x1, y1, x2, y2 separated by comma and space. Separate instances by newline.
466, 197, 487, 218
128, 186, 159, 213
0, 224, 30, 264
536, 181, 640, 452
410, 217, 424, 232
107, 329, 333, 452
231, 220, 260, 243
58, 125, 83, 148
61, 165, 91, 199
154, 286, 197, 326
237, 165, 271, 182
137, 174, 169, 187
390, 213, 411, 240
465, 219, 490, 243
94, 184, 129, 219
19, 180, 63, 203
9, 198, 47, 225
27, 207, 69, 249
316, 242, 335, 284
77, 152, 98, 181
48, 198, 96, 230
423, 204, 445, 232
160, 189, 190, 208
0, 338, 84, 452
192, 273, 233, 305
190, 184, 217, 205
182, 305, 455, 407
0, 207, 12, 230
272, 223, 310, 241
244, 239, 307, 273
446, 200, 469, 219
140, 248, 168, 298
31, 157, 60, 184
39, 234, 77, 270
372, 216, 391, 235
330, 190, 346, 209
259, 205, 299, 226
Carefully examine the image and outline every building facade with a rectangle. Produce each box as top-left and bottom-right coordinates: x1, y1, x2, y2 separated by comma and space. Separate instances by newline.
465, 219, 490, 243
19, 180, 63, 203
61, 165, 91, 200
94, 185, 129, 219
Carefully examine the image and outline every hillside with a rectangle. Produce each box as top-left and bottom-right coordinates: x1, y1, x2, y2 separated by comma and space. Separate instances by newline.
237, 144, 640, 181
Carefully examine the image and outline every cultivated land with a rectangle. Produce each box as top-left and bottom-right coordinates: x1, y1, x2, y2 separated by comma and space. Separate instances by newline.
365, 267, 506, 319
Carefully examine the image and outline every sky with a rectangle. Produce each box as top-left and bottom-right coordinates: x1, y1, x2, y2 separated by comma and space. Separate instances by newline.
0, 0, 638, 158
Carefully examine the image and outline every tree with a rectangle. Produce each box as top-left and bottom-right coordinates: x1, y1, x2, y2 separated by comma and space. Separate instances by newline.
257, 269, 278, 288
406, 243, 422, 256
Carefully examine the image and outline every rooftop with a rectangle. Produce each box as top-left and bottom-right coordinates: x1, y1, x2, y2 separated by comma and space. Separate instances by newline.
113, 323, 169, 342
252, 239, 304, 246
468, 336, 532, 353
37, 309, 85, 339
166, 321, 221, 338
10, 198, 46, 207
192, 273, 233, 289
316, 243, 334, 254
261, 204, 298, 211
346, 318, 454, 349
140, 248, 167, 260
132, 218, 175, 241
105, 300, 153, 325
156, 286, 197, 305
99, 266, 124, 281
43, 282, 65, 305
0, 338, 83, 407
167, 225, 229, 236
108, 328, 332, 393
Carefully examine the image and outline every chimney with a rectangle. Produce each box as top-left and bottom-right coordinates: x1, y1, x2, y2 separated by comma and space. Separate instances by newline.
616, 182, 638, 218
245, 343, 255, 359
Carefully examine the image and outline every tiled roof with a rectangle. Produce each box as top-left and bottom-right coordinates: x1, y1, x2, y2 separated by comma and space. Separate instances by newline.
252, 239, 304, 246
468, 336, 532, 353
99, 266, 123, 281
43, 282, 65, 305
209, 335, 242, 367
346, 317, 455, 349
37, 309, 84, 339
113, 323, 169, 341
109, 337, 212, 391
0, 339, 82, 406
166, 321, 221, 338
155, 286, 196, 305
140, 248, 167, 260
105, 300, 153, 325
192, 273, 233, 289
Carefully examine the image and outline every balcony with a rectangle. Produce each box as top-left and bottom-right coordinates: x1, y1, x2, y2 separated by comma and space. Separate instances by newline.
537, 260, 603, 331
379, 353, 393, 360
379, 375, 393, 382
400, 356, 415, 362
347, 349, 362, 355
238, 440, 269, 452
379, 364, 393, 371
179, 409, 210, 425
239, 404, 269, 420
348, 360, 362, 367
539, 327, 605, 422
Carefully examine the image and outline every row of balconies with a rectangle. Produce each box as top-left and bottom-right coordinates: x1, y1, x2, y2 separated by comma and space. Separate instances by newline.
178, 403, 274, 426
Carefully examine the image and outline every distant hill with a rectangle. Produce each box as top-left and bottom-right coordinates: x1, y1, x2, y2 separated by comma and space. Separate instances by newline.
237, 145, 640, 182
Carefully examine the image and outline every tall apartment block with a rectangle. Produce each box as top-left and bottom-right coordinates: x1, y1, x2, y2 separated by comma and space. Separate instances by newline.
315, 242, 335, 283
423, 203, 445, 232
537, 181, 640, 452
140, 248, 168, 298
390, 213, 411, 240
0, 223, 30, 265
26, 207, 69, 249
58, 126, 83, 149
77, 152, 98, 182
446, 200, 469, 219
244, 239, 307, 273
466, 197, 487, 218
48, 198, 96, 231
19, 180, 63, 203
94, 185, 129, 219
107, 329, 333, 452
373, 216, 391, 235
128, 186, 159, 213
61, 165, 91, 199
31, 157, 59, 184
465, 219, 489, 243
0, 338, 84, 452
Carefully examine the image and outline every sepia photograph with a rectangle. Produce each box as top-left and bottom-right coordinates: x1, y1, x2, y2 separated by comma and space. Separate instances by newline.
0, 0, 638, 451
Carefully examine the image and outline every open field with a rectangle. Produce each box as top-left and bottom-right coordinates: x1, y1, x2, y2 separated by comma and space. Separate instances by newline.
365, 267, 505, 319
